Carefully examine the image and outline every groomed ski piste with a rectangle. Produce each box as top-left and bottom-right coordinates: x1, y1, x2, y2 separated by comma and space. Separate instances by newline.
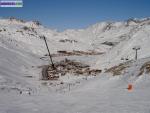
0, 18, 150, 113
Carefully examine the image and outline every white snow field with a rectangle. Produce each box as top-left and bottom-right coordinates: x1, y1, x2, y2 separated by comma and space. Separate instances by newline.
0, 18, 150, 113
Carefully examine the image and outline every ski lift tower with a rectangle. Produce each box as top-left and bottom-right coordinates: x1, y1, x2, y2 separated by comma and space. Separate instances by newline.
132, 46, 141, 60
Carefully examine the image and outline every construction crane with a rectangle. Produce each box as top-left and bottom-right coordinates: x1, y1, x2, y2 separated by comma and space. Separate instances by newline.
41, 35, 55, 69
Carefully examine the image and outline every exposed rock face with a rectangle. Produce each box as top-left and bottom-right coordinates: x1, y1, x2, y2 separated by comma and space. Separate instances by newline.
138, 61, 150, 76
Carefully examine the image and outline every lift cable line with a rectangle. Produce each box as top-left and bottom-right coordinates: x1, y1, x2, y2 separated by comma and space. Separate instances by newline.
41, 35, 55, 69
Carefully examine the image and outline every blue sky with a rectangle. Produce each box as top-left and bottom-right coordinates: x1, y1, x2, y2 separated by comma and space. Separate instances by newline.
0, 0, 150, 31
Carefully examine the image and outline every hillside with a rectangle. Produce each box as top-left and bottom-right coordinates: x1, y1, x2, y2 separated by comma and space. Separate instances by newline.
0, 17, 150, 113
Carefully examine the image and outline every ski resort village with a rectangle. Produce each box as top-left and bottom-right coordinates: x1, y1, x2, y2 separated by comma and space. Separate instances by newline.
0, 17, 150, 113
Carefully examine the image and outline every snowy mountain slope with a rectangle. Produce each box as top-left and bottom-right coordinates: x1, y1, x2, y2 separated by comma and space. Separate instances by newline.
1, 18, 150, 56
0, 56, 150, 113
0, 17, 150, 90
0, 17, 150, 113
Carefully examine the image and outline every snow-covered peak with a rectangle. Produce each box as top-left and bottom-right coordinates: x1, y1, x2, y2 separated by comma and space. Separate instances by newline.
0, 17, 42, 28
126, 17, 150, 26
0, 17, 150, 59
